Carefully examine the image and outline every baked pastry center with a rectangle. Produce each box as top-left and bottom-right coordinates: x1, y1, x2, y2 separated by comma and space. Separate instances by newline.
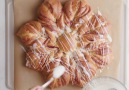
17, 0, 113, 89
57, 32, 77, 52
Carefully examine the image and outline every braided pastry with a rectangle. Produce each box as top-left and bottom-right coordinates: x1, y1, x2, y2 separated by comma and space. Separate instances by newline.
17, 0, 113, 89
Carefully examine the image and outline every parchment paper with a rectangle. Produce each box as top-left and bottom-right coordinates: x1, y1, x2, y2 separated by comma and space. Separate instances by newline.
14, 0, 124, 90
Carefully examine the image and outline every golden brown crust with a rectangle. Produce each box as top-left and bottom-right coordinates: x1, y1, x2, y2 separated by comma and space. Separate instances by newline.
38, 0, 62, 31
26, 48, 46, 71
57, 33, 77, 52
17, 21, 42, 46
71, 1, 92, 30
63, 0, 80, 22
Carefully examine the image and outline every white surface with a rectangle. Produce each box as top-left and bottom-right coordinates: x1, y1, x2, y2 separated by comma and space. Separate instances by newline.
0, 0, 6, 90
0, 0, 14, 90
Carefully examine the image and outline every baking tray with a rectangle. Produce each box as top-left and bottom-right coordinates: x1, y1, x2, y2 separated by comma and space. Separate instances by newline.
5, 0, 14, 90
4, 0, 129, 90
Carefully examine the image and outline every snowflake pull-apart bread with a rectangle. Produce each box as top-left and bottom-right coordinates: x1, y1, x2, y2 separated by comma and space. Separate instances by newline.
17, 0, 113, 89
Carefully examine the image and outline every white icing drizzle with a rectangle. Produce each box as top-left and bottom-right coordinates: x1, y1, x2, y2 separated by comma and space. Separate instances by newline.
59, 29, 65, 35
41, 27, 48, 38
66, 51, 73, 59
45, 55, 51, 72
98, 10, 102, 16
93, 10, 112, 67
107, 35, 112, 42
60, 59, 74, 75
37, 40, 51, 54
74, 51, 92, 80
63, 33, 75, 51
30, 43, 41, 59
33, 43, 37, 49
26, 60, 31, 67
58, 38, 69, 51
71, 31, 77, 35
94, 11, 109, 35
61, 63, 74, 76
86, 15, 95, 30
80, 26, 86, 35
40, 54, 48, 69
26, 52, 38, 69
75, 23, 80, 27
65, 26, 72, 33
79, 18, 85, 24
99, 34, 104, 39
37, 39, 43, 46
95, 28, 104, 39
28, 24, 41, 36
52, 31, 59, 38
49, 57, 55, 62
80, 48, 86, 53
80, 64, 91, 79
41, 27, 45, 34
78, 36, 84, 47
19, 45, 26, 52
